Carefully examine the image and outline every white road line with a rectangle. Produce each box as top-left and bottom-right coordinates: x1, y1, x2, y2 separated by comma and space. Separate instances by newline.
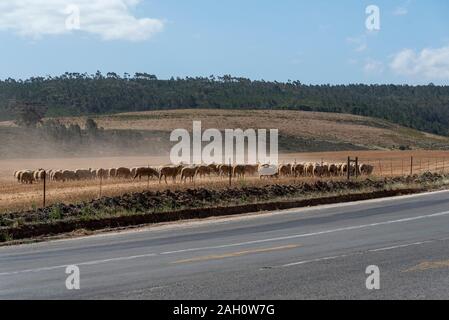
2, 210, 449, 276
161, 210, 449, 255
280, 253, 357, 268
4, 188, 449, 250
368, 240, 434, 252
0, 252, 157, 276
277, 239, 440, 269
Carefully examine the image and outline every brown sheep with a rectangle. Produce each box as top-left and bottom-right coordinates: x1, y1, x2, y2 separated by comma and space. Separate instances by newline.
207, 163, 219, 175
244, 164, 259, 176
181, 167, 198, 183
304, 163, 314, 176
159, 165, 184, 184
52, 170, 64, 182
20, 171, 35, 184
96, 168, 109, 180
108, 168, 117, 179
62, 170, 77, 181
75, 169, 92, 180
196, 165, 212, 178
359, 163, 374, 175
293, 163, 305, 177
116, 167, 132, 179
134, 167, 159, 180
233, 164, 246, 178
278, 164, 292, 177
328, 163, 339, 176
218, 164, 233, 177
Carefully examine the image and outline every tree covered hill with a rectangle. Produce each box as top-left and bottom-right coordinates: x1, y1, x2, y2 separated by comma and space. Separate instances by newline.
1, 72, 449, 135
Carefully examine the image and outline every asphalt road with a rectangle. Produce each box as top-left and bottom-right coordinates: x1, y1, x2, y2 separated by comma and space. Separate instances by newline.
1, 190, 449, 299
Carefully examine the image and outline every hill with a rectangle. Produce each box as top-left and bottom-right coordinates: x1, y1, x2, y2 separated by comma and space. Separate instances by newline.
1, 109, 448, 159
1, 73, 449, 135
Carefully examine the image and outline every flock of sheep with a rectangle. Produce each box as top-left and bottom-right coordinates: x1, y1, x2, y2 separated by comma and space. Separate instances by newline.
13, 161, 374, 185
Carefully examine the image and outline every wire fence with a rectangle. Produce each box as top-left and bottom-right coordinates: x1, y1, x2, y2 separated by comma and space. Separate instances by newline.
10, 156, 449, 211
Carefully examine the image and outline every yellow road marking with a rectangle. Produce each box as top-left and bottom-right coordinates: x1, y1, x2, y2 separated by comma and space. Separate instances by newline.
172, 244, 300, 264
404, 259, 449, 272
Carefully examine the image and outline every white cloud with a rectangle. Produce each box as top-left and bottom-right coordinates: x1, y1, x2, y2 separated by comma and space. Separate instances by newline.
390, 46, 449, 79
0, 0, 164, 41
364, 59, 384, 75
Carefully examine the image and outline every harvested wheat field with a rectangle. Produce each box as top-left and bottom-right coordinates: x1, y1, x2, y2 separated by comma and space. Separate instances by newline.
2, 150, 449, 213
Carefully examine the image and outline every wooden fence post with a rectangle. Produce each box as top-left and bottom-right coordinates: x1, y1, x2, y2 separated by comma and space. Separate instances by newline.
347, 157, 350, 180
229, 158, 232, 187
410, 156, 413, 176
99, 173, 102, 198
43, 170, 47, 208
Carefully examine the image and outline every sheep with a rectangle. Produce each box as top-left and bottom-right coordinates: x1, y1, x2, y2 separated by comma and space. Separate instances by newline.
304, 163, 314, 176
359, 163, 374, 176
20, 171, 35, 184
293, 163, 305, 177
196, 165, 212, 178
52, 170, 64, 182
14, 170, 22, 183
207, 163, 220, 175
62, 170, 77, 181
95, 168, 109, 180
134, 167, 159, 180
34, 169, 46, 182
328, 163, 339, 176
218, 164, 233, 177
259, 164, 279, 179
75, 169, 92, 180
159, 165, 184, 184
181, 167, 198, 183
108, 168, 117, 179
115, 167, 132, 179
278, 164, 292, 177
233, 164, 246, 178
244, 164, 259, 176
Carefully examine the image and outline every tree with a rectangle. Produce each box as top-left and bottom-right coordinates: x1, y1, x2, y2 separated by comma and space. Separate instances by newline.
85, 118, 99, 137
10, 101, 47, 128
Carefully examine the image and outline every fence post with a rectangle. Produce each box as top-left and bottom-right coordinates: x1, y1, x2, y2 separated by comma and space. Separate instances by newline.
347, 157, 350, 180
355, 157, 359, 178
378, 160, 382, 176
147, 165, 150, 190
99, 173, 103, 198
443, 159, 445, 173
229, 158, 232, 187
43, 170, 47, 208
410, 156, 413, 176
390, 159, 393, 176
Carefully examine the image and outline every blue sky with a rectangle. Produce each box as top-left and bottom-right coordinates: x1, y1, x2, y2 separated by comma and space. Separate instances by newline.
0, 0, 448, 84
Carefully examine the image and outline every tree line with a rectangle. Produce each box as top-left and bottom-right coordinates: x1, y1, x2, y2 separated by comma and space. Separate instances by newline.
1, 72, 448, 135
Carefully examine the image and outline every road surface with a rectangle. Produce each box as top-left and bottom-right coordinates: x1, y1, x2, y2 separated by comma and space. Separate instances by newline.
1, 190, 449, 299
